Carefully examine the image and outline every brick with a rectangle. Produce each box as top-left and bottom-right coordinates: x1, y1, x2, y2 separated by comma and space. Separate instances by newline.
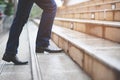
83, 7, 88, 12
105, 11, 114, 21
100, 4, 112, 10
58, 37, 64, 48
96, 5, 101, 10
93, 0, 104, 4
103, 0, 113, 3
70, 14, 74, 18
105, 27, 120, 43
83, 13, 86, 19
88, 0, 103, 6
114, 11, 120, 21
84, 54, 93, 77
88, 13, 92, 20
58, 37, 69, 53
88, 6, 97, 11
93, 60, 118, 80
95, 12, 99, 20
59, 37, 68, 53
74, 23, 86, 33
52, 33, 59, 45
79, 13, 82, 19
63, 39, 69, 53
64, 22, 67, 28
64, 22, 73, 29
74, 13, 80, 19
69, 44, 84, 68
54, 21, 62, 26
84, 13, 90, 19
86, 24, 103, 37
116, 2, 120, 9
99, 12, 104, 20
80, 13, 84, 19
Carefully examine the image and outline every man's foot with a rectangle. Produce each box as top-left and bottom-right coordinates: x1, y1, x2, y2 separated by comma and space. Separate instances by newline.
36, 47, 63, 53
2, 54, 28, 65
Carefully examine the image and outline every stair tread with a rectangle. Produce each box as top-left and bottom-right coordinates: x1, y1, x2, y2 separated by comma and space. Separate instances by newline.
28, 21, 91, 80
52, 25, 120, 71
37, 53, 91, 80
55, 17, 120, 27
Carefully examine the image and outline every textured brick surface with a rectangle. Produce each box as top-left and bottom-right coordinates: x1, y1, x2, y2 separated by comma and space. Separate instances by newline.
69, 44, 84, 68
86, 24, 103, 37
95, 12, 99, 20
116, 2, 120, 9
52, 33, 59, 45
99, 12, 105, 20
58, 37, 69, 53
74, 23, 86, 33
93, 60, 117, 80
88, 6, 96, 11
114, 11, 120, 21
52, 26, 120, 80
105, 11, 114, 21
105, 27, 120, 43
99, 4, 112, 10
84, 54, 93, 77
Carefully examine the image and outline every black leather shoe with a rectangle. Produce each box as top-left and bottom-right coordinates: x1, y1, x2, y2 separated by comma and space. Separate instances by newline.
2, 54, 28, 65
36, 47, 63, 53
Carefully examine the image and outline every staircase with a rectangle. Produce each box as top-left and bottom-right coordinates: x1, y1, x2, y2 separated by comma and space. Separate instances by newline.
0, 0, 119, 80
52, 0, 120, 80
0, 21, 92, 80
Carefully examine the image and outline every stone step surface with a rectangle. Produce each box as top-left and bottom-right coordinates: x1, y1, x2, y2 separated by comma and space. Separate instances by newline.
51, 25, 120, 80
33, 19, 120, 80
54, 17, 120, 43
29, 21, 92, 80
33, 19, 120, 72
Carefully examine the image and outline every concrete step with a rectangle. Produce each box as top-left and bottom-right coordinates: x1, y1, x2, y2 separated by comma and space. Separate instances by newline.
54, 17, 120, 43
33, 19, 120, 80
51, 25, 120, 80
0, 25, 32, 80
29, 21, 92, 80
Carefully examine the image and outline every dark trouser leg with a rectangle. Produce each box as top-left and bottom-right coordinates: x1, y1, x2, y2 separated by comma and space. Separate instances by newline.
5, 0, 33, 55
35, 0, 57, 48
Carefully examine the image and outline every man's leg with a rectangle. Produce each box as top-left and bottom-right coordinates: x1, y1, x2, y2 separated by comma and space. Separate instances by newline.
34, 0, 62, 53
5, 0, 33, 55
3, 0, 33, 65
35, 0, 57, 48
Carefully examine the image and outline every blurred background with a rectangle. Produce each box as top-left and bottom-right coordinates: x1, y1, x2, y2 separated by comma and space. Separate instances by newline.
0, 0, 88, 33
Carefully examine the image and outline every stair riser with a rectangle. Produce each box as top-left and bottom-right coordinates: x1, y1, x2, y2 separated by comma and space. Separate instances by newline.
57, 10, 120, 21
84, 53, 120, 80
51, 32, 120, 80
54, 21, 120, 43
57, 1, 120, 21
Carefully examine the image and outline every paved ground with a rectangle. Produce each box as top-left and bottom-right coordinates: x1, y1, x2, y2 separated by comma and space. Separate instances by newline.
0, 25, 32, 80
